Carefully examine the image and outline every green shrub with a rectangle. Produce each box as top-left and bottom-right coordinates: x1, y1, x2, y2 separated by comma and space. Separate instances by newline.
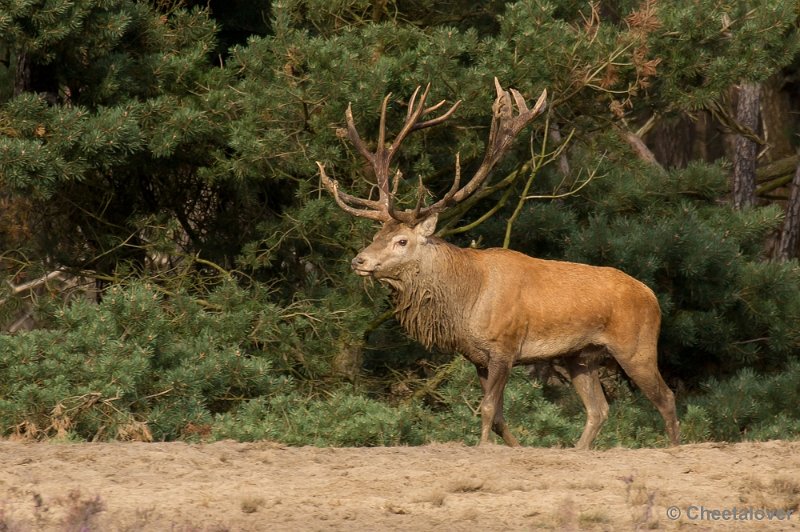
690, 359, 800, 442
213, 391, 432, 446
0, 281, 330, 441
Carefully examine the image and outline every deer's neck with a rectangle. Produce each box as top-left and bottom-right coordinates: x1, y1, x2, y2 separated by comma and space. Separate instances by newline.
381, 241, 478, 353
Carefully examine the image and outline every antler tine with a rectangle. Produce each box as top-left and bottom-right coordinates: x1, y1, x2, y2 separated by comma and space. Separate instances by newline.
429, 152, 463, 215
377, 92, 392, 160
384, 168, 408, 223
388, 174, 429, 224
410, 176, 428, 220
411, 99, 462, 132
317, 162, 392, 222
530, 87, 548, 118
410, 152, 462, 219
510, 88, 529, 115
386, 170, 405, 222
389, 84, 431, 154
391, 168, 402, 196
318, 162, 383, 211
405, 85, 422, 122
374, 93, 395, 200
344, 103, 375, 165
423, 98, 448, 113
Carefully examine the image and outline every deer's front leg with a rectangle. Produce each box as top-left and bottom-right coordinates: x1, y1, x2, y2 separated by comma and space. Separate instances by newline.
476, 362, 518, 446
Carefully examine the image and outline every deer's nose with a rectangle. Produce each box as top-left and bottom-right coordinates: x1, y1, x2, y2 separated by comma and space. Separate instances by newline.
351, 256, 365, 269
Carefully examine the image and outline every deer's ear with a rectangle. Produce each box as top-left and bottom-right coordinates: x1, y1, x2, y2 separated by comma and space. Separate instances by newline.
414, 214, 438, 238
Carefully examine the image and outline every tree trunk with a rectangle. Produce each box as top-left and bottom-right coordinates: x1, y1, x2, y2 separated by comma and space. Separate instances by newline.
732, 82, 761, 209
775, 161, 800, 261
13, 49, 30, 97
760, 73, 794, 163
644, 114, 695, 169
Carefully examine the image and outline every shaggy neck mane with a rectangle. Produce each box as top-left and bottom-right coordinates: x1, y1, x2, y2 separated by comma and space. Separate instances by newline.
380, 239, 477, 353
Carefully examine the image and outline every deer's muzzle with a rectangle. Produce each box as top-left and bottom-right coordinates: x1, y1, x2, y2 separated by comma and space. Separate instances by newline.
351, 255, 374, 276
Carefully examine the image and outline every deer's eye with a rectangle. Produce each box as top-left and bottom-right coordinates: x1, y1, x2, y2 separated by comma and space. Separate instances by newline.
397, 239, 408, 247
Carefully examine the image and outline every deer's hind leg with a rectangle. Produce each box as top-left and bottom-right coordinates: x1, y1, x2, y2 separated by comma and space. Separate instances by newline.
614, 348, 680, 447
566, 352, 609, 450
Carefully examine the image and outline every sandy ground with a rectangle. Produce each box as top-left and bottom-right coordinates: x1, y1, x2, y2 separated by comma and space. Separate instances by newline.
0, 439, 798, 531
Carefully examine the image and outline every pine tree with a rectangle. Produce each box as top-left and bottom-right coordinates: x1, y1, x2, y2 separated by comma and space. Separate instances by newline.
0, 1, 278, 275
2, 0, 800, 444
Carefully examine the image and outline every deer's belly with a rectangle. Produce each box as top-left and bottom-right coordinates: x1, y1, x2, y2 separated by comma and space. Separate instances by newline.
516, 334, 599, 363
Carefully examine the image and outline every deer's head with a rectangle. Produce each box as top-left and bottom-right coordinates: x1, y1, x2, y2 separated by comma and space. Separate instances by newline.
351, 215, 439, 279
316, 79, 547, 278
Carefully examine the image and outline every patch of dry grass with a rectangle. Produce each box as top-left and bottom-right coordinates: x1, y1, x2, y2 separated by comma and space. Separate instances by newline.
740, 476, 800, 511
447, 476, 485, 493
412, 475, 485, 507
578, 509, 612, 528
240, 496, 265, 514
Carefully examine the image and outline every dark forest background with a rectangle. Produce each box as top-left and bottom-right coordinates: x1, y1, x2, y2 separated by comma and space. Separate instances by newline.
1, 0, 800, 446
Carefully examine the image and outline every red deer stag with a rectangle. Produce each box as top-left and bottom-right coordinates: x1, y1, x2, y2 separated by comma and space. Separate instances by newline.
317, 79, 680, 449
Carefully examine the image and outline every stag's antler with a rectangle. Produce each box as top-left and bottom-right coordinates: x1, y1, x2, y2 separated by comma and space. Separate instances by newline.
317, 84, 460, 222
317, 78, 547, 225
